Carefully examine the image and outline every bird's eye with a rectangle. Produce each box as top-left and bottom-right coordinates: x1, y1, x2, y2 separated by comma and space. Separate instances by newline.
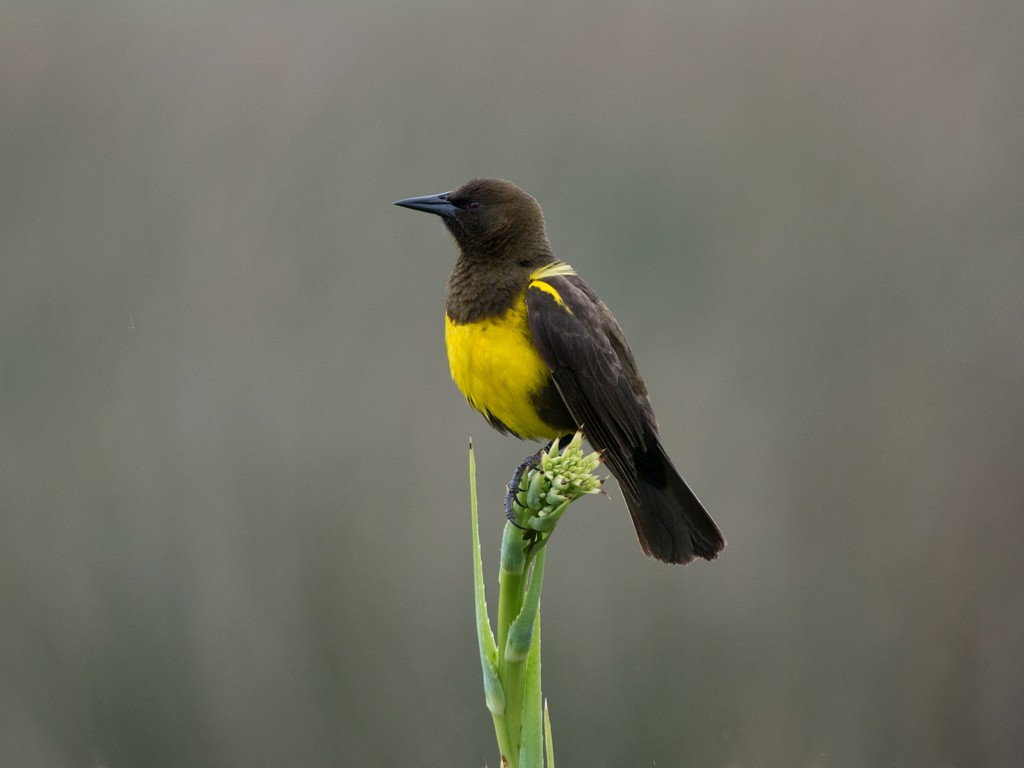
468, 201, 481, 211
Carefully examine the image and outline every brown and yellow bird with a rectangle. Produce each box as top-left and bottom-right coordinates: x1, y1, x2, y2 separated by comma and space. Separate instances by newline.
395, 178, 724, 564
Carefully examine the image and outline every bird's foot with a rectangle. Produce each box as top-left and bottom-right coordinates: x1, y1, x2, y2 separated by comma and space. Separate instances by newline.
504, 440, 556, 525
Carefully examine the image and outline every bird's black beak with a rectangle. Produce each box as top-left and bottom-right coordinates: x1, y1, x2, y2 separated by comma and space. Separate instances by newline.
393, 191, 461, 219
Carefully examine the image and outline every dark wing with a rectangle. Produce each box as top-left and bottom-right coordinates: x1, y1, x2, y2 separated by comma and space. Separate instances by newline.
525, 275, 654, 500
526, 274, 726, 564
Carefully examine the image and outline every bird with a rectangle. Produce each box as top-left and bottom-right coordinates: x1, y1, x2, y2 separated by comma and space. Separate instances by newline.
394, 178, 724, 564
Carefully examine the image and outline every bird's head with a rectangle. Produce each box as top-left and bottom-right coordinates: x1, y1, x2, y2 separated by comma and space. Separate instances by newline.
395, 178, 551, 259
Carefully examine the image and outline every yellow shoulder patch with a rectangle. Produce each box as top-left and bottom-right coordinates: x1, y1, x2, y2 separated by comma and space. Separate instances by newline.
528, 261, 575, 312
529, 280, 570, 311
529, 261, 576, 281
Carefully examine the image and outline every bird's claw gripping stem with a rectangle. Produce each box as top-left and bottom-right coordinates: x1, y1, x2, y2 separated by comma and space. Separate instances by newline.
503, 440, 556, 525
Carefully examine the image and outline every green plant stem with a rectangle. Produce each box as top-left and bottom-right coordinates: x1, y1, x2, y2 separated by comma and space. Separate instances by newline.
519, 561, 545, 768
497, 523, 529, 766
471, 434, 598, 767
497, 523, 527, 661
469, 443, 513, 762
543, 699, 555, 768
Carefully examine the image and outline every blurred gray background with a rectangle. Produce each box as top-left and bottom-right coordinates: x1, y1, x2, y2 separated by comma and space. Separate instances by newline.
2, 3, 1022, 766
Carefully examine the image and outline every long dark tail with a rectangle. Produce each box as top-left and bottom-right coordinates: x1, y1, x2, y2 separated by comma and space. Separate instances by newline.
614, 438, 726, 565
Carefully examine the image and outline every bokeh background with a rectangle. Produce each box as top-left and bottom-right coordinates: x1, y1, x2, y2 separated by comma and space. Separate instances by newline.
3, 3, 1022, 766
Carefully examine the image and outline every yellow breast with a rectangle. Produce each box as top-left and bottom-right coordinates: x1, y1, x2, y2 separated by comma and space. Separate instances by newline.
444, 294, 558, 441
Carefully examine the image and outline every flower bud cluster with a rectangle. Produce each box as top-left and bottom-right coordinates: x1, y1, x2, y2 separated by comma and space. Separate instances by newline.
512, 432, 602, 531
